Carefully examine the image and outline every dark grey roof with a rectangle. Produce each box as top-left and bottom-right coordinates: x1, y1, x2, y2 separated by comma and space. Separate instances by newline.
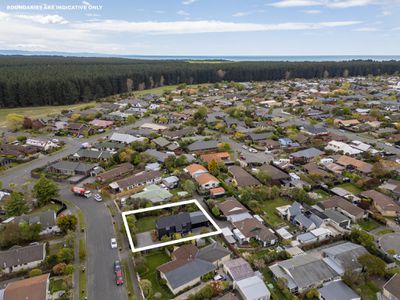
152, 137, 170, 147
288, 202, 302, 217
324, 210, 350, 224
323, 242, 367, 271
302, 125, 328, 135
113, 170, 161, 189
259, 164, 290, 181
188, 140, 219, 151
318, 280, 359, 300
294, 213, 315, 229
163, 259, 215, 289
248, 132, 272, 141
0, 244, 45, 268
13, 211, 56, 230
290, 147, 324, 159
156, 212, 191, 231
228, 166, 261, 187
144, 149, 173, 163
189, 211, 208, 226
196, 242, 231, 263
49, 161, 95, 172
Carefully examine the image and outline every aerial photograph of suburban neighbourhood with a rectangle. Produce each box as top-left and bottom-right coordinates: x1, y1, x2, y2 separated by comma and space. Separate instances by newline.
1, 1, 400, 300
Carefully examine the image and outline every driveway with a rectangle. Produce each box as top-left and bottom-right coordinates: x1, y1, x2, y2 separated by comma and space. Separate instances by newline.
379, 233, 400, 254
136, 231, 158, 248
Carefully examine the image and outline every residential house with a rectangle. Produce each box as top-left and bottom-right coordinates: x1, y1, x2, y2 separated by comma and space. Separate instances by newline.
318, 280, 360, 300
380, 273, 400, 300
144, 149, 174, 163
67, 123, 90, 135
96, 163, 134, 183
301, 125, 328, 136
109, 170, 162, 193
223, 258, 255, 282
200, 152, 231, 164
1, 273, 50, 300
270, 254, 339, 293
325, 141, 362, 156
322, 242, 368, 275
236, 276, 271, 300
131, 184, 172, 203
218, 198, 252, 222
72, 149, 113, 161
187, 140, 219, 153
89, 119, 114, 128
4, 210, 60, 235
109, 132, 144, 144
184, 163, 208, 178
228, 166, 261, 188
359, 190, 400, 217
26, 138, 58, 151
162, 176, 179, 189
233, 218, 276, 246
156, 211, 209, 239
290, 147, 324, 164
195, 173, 220, 190
47, 161, 96, 176
0, 243, 46, 274
318, 196, 365, 222
336, 155, 372, 174
334, 119, 360, 127
157, 243, 231, 294
259, 164, 290, 185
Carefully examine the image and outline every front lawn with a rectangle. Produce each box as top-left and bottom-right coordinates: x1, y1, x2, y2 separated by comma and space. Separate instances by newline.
260, 198, 292, 228
136, 216, 157, 233
138, 250, 173, 299
358, 219, 380, 232
32, 202, 62, 214
358, 280, 380, 300
337, 182, 363, 195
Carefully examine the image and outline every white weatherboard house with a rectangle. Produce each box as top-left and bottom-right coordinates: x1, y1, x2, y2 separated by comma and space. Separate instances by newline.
0, 243, 46, 274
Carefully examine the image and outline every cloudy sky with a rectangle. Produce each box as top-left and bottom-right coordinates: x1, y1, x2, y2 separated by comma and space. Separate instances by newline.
0, 0, 399, 55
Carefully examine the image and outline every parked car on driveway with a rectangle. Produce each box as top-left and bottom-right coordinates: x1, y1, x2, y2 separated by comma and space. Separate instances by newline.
94, 194, 103, 202
110, 238, 117, 249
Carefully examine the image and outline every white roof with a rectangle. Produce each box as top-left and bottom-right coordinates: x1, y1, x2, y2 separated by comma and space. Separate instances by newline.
236, 275, 271, 300
310, 227, 331, 237
109, 132, 144, 144
140, 123, 167, 131
221, 227, 233, 237
276, 228, 293, 240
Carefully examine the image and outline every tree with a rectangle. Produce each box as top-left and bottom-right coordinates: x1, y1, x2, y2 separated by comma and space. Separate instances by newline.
212, 206, 221, 217
305, 289, 319, 300
4, 191, 29, 217
53, 263, 67, 275
57, 248, 74, 264
57, 215, 78, 233
208, 159, 219, 175
6, 113, 24, 130
29, 269, 43, 277
182, 180, 196, 195
33, 175, 59, 207
140, 279, 153, 297
358, 253, 386, 277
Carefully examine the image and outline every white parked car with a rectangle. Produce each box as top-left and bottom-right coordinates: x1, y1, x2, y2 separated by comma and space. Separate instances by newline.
110, 238, 117, 249
242, 145, 249, 150
248, 148, 258, 153
94, 194, 103, 202
213, 274, 225, 281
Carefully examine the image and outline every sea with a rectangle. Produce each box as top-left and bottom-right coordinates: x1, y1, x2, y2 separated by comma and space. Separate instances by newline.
123, 55, 400, 62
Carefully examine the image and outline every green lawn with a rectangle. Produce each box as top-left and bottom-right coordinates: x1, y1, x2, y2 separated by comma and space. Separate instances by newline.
32, 202, 62, 214
49, 277, 68, 293
313, 189, 331, 201
138, 250, 174, 299
123, 261, 135, 300
0, 101, 96, 127
358, 280, 380, 300
260, 198, 292, 228
338, 182, 363, 195
49, 242, 64, 255
377, 229, 394, 236
136, 216, 157, 233
358, 219, 380, 232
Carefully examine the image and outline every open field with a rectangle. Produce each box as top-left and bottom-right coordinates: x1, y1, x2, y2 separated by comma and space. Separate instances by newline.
0, 101, 96, 127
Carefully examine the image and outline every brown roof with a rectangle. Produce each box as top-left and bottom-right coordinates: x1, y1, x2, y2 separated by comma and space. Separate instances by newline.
233, 218, 275, 242
259, 164, 290, 181
3, 273, 49, 300
360, 190, 400, 213
336, 155, 372, 173
195, 173, 220, 185
218, 198, 249, 216
157, 244, 199, 274
319, 196, 364, 218
97, 163, 134, 182
384, 274, 400, 298
200, 152, 230, 163
229, 166, 261, 187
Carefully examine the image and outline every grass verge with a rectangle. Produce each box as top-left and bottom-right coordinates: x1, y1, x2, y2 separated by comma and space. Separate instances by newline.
123, 261, 135, 300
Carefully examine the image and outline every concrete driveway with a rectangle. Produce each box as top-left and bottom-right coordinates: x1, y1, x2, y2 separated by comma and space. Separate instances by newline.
379, 233, 400, 254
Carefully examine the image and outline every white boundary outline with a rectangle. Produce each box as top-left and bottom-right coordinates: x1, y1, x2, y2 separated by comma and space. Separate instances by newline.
121, 199, 222, 253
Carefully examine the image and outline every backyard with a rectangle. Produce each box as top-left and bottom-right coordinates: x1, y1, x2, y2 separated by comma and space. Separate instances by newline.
138, 250, 174, 299
136, 216, 157, 233
260, 198, 293, 228
337, 182, 363, 195
357, 219, 380, 232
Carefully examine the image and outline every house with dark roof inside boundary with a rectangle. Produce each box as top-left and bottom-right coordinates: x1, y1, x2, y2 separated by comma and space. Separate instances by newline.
228, 166, 261, 188
158, 243, 231, 294
156, 211, 210, 239
259, 164, 290, 185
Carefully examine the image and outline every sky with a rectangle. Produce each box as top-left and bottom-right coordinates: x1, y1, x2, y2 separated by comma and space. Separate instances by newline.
0, 0, 399, 56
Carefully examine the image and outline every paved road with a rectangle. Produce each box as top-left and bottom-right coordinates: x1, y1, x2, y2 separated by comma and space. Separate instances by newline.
379, 232, 400, 254
60, 187, 128, 300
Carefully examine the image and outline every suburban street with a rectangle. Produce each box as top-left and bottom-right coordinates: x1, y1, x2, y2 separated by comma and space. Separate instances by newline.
59, 187, 129, 300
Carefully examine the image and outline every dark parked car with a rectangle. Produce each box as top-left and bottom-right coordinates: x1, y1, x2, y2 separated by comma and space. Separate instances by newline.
114, 260, 121, 273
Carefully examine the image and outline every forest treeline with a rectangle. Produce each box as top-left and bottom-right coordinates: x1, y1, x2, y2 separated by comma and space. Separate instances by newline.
1, 56, 400, 108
